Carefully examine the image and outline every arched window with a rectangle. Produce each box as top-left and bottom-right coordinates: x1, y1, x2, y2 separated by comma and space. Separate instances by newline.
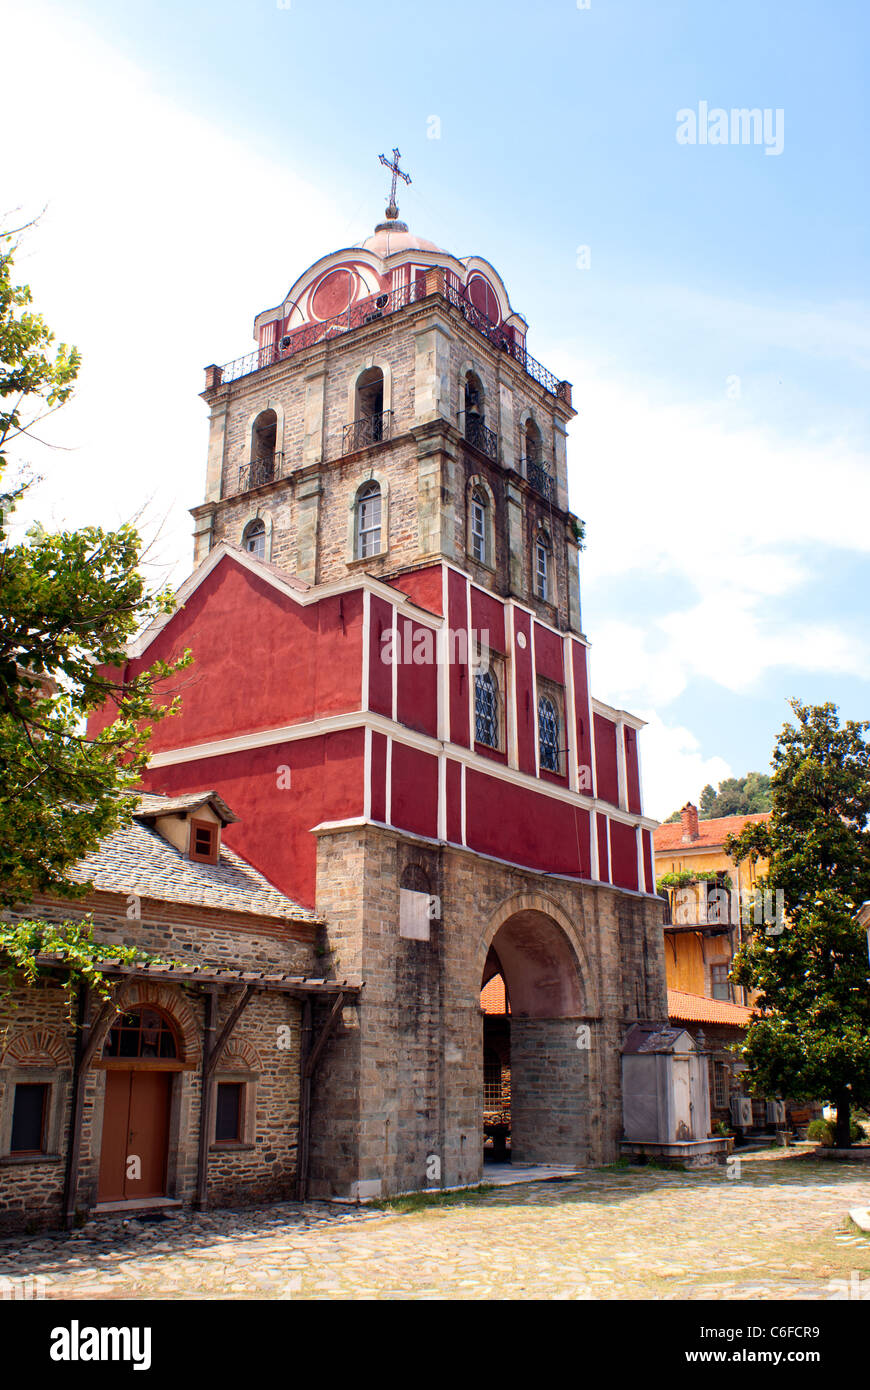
523, 418, 542, 465
538, 695, 560, 773
103, 1007, 179, 1061
470, 488, 487, 565
464, 370, 483, 419
250, 409, 277, 486
475, 667, 499, 748
243, 518, 266, 560
535, 530, 551, 601
347, 367, 387, 451
356, 481, 382, 559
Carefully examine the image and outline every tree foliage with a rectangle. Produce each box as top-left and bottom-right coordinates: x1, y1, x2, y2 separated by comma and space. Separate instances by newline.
699, 772, 772, 819
726, 701, 870, 1146
0, 224, 190, 936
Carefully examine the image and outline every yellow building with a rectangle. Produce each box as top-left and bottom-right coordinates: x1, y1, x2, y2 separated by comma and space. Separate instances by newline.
654, 802, 769, 1005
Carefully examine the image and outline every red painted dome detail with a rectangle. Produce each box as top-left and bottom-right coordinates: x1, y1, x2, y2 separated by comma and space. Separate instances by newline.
467, 274, 500, 325
310, 268, 356, 321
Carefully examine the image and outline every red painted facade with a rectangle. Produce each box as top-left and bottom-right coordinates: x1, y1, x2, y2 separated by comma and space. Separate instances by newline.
106, 549, 653, 911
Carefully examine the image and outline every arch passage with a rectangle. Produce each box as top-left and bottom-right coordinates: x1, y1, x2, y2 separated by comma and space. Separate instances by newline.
481, 909, 591, 1167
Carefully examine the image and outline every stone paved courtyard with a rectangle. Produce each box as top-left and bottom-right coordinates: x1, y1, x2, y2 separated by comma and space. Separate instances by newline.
2, 1149, 869, 1300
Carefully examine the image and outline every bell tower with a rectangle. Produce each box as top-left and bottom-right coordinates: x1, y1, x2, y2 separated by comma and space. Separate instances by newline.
192, 161, 584, 634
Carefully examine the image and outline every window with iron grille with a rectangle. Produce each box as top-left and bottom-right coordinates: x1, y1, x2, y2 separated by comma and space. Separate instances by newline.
356, 482, 382, 558
713, 1061, 730, 1108
470, 493, 487, 564
475, 668, 499, 748
535, 534, 550, 601
243, 519, 266, 560
538, 695, 560, 773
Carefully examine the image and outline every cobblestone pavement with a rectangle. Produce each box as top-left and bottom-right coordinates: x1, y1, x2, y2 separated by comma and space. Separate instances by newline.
2, 1150, 869, 1300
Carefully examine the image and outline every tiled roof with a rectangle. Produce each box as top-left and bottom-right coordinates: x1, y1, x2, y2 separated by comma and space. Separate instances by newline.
667, 988, 752, 1026
480, 974, 509, 1015
135, 791, 239, 825
71, 817, 316, 922
654, 812, 770, 854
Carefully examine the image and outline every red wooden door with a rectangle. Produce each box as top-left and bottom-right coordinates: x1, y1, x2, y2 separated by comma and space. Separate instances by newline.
98, 1071, 171, 1202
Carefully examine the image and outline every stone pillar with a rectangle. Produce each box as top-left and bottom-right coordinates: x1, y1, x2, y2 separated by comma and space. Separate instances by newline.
203, 398, 229, 503
191, 503, 216, 566
302, 369, 326, 466
505, 481, 525, 597
413, 318, 453, 426
296, 472, 321, 583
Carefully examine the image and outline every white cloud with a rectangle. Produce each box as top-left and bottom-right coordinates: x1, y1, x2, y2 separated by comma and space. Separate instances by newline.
636, 712, 731, 823
564, 354, 870, 712
2, 2, 351, 581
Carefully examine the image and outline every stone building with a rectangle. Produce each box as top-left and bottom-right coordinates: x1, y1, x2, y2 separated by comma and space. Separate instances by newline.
0, 793, 355, 1232
5, 171, 674, 1222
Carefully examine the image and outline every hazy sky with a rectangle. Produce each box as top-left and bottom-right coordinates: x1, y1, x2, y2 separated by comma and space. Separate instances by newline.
3, 0, 868, 819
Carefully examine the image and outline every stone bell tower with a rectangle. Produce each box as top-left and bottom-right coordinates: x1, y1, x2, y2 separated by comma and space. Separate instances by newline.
132, 156, 668, 1201
192, 152, 584, 635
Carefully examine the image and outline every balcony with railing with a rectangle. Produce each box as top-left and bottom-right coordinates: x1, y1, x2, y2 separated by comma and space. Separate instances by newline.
445, 282, 572, 402
237, 452, 285, 494
342, 410, 394, 455
460, 411, 498, 461
522, 456, 555, 502
208, 274, 572, 404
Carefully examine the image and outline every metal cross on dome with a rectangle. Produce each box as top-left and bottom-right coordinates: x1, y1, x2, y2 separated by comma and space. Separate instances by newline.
379, 147, 411, 220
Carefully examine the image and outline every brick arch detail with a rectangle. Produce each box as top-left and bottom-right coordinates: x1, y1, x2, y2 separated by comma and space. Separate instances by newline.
0, 1027, 72, 1069
89, 982, 202, 1067
221, 1037, 262, 1073
479, 890, 599, 1017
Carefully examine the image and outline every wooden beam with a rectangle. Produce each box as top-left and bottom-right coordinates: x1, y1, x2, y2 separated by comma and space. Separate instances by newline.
303, 991, 345, 1080
205, 984, 257, 1078
297, 991, 346, 1202
194, 988, 218, 1211
62, 981, 90, 1230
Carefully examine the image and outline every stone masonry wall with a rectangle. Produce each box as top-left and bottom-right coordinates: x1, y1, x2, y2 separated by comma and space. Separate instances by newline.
307, 823, 668, 1199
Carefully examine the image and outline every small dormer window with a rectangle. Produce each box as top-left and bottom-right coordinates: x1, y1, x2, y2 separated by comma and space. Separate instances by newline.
189, 818, 219, 864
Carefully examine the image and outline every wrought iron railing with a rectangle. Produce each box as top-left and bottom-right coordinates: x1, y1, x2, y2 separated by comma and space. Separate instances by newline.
214, 282, 427, 387
461, 411, 498, 461
209, 276, 570, 405
342, 410, 394, 454
445, 282, 570, 401
523, 457, 555, 502
237, 452, 284, 493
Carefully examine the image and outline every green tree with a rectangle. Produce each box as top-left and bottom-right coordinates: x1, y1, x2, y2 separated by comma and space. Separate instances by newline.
726, 701, 870, 1147
0, 223, 189, 978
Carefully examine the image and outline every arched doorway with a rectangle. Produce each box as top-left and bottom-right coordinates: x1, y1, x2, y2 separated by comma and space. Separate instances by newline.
97, 1006, 180, 1203
479, 903, 592, 1167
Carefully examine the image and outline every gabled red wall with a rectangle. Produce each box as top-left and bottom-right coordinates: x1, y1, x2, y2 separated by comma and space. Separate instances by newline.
141, 728, 365, 908
102, 557, 364, 753
387, 565, 443, 616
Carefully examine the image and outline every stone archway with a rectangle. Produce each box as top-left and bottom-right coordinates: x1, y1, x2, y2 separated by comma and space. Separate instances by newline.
479, 895, 595, 1167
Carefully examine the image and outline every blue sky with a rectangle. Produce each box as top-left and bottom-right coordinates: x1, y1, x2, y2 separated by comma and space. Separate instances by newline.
4, 0, 868, 817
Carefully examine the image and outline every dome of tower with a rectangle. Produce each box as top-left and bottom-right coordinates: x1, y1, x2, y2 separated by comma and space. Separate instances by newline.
358, 220, 444, 258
